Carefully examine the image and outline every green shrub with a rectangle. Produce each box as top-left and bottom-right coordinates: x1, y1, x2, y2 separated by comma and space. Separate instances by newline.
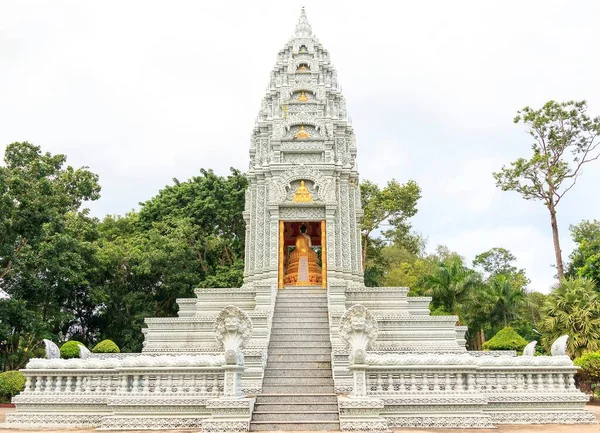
60, 340, 85, 359
482, 327, 528, 352
574, 350, 600, 396
0, 370, 26, 402
92, 339, 120, 353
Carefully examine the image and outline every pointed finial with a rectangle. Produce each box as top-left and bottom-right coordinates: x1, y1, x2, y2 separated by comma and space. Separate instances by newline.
295, 6, 312, 37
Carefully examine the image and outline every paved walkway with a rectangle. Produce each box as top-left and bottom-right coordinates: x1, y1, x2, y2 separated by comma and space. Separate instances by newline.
1, 405, 599, 432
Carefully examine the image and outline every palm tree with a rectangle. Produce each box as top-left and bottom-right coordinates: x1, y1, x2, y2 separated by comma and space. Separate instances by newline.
423, 255, 481, 319
538, 277, 600, 358
485, 274, 526, 327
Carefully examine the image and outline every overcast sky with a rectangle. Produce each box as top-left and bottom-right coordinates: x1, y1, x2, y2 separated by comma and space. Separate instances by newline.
2, 1, 599, 293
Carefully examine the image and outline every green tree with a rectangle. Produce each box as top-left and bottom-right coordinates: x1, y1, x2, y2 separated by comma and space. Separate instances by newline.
360, 179, 421, 273
422, 252, 482, 318
568, 219, 600, 286
0, 142, 101, 368
484, 274, 525, 327
0, 299, 48, 371
0, 142, 100, 282
538, 277, 600, 357
493, 101, 600, 279
90, 169, 248, 351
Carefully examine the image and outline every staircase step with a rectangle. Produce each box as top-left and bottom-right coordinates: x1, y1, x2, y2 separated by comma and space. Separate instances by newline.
252, 411, 339, 422
268, 347, 332, 355
271, 322, 329, 329
254, 402, 339, 412
271, 322, 329, 334
250, 421, 340, 431
267, 352, 331, 362
270, 332, 330, 340
273, 313, 329, 324
270, 332, 331, 339
262, 385, 335, 393
266, 361, 331, 369
254, 394, 338, 404
269, 340, 331, 347
263, 368, 333, 378
263, 376, 333, 386
276, 296, 327, 301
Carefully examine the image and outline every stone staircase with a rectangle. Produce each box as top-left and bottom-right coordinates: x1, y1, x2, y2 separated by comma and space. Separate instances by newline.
250, 287, 339, 431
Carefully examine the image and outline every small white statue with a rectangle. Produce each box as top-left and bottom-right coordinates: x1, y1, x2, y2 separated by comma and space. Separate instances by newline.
522, 341, 537, 356
79, 345, 92, 359
339, 304, 378, 365
551, 335, 569, 356
43, 339, 60, 359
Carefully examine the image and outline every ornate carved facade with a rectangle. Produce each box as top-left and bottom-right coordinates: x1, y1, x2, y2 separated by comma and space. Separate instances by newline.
244, 7, 363, 288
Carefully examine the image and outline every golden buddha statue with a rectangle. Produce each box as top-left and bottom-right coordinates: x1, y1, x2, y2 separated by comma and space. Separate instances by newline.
284, 224, 322, 286
298, 91, 308, 102
293, 180, 313, 203
295, 125, 309, 139
297, 64, 309, 72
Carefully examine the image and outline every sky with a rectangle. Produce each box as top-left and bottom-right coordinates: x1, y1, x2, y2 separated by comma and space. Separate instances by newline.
1, 1, 599, 294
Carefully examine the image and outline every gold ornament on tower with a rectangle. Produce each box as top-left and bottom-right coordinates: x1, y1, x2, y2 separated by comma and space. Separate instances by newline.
292, 180, 313, 203
298, 91, 309, 102
295, 125, 310, 139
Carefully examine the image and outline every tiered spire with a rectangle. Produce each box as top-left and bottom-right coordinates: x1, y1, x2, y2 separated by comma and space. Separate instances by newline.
295, 7, 312, 37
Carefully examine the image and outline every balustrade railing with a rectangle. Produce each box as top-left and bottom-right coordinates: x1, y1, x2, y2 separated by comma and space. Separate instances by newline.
354, 355, 580, 398
366, 369, 474, 394
117, 369, 223, 396
22, 369, 119, 397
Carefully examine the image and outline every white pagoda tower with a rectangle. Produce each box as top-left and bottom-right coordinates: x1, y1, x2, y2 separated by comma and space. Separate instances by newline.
243, 7, 363, 290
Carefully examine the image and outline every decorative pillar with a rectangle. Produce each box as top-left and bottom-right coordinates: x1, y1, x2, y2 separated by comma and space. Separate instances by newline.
338, 305, 388, 431
213, 305, 253, 397
339, 304, 378, 396
205, 306, 256, 432
321, 219, 327, 288
278, 220, 284, 289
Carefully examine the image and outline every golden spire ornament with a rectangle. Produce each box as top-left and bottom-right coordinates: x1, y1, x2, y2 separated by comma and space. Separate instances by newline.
295, 125, 309, 139
292, 180, 313, 203
298, 91, 308, 102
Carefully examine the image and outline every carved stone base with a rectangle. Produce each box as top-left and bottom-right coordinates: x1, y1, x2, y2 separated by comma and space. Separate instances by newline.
489, 411, 597, 424
202, 398, 255, 432
4, 413, 105, 428
385, 415, 494, 428
338, 397, 390, 432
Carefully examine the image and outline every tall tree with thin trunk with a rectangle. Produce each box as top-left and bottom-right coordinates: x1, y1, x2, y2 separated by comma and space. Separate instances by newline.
493, 101, 600, 279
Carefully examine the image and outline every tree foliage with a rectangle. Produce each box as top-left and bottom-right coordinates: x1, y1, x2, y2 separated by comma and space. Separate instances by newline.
0, 370, 26, 402
574, 351, 600, 396
360, 179, 421, 272
92, 339, 120, 353
60, 341, 85, 359
568, 219, 600, 286
493, 101, 600, 278
538, 277, 600, 357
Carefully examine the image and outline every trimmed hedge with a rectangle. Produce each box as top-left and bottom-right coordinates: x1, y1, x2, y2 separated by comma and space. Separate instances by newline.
60, 340, 85, 359
482, 327, 528, 352
0, 370, 26, 403
574, 350, 600, 396
92, 339, 120, 353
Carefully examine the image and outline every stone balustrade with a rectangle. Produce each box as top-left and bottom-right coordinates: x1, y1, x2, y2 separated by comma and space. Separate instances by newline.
7, 305, 256, 432
344, 348, 595, 428
6, 356, 227, 428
